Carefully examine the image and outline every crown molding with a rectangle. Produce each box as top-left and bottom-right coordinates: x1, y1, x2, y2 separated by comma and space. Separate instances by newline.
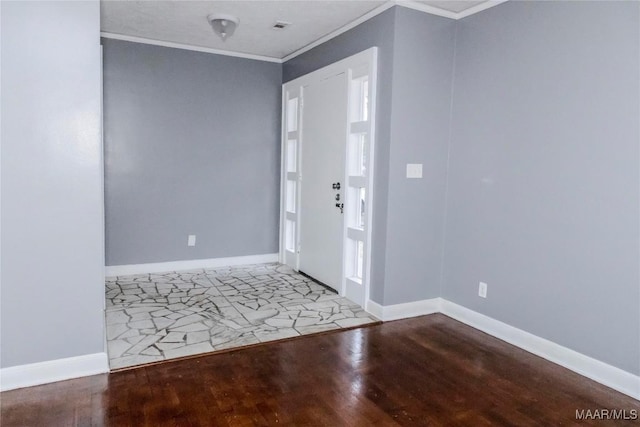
101, 1, 509, 64
456, 0, 509, 19
282, 1, 509, 62
100, 32, 283, 64
398, 0, 509, 21
395, 0, 459, 20
281, 2, 396, 63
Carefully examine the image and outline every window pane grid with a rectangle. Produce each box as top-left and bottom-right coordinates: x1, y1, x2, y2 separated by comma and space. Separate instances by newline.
286, 140, 297, 172
287, 97, 298, 132
286, 180, 296, 213
347, 238, 364, 281
350, 76, 369, 123
348, 133, 367, 177
285, 220, 295, 252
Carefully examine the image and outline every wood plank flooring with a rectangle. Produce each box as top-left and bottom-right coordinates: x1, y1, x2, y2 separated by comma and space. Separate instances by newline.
1, 314, 638, 426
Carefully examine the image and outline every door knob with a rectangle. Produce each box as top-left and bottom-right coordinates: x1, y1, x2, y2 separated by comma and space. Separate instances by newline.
335, 203, 344, 214
332, 182, 341, 190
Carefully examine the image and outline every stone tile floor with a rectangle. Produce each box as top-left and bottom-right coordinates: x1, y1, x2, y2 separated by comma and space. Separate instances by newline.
106, 263, 379, 369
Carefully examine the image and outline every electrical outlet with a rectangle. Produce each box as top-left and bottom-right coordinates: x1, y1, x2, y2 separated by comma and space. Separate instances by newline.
187, 235, 196, 247
478, 282, 488, 298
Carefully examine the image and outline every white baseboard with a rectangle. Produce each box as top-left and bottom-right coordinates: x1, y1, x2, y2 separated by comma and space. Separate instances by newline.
0, 352, 109, 392
105, 253, 279, 277
440, 300, 640, 401
365, 300, 384, 320
366, 297, 442, 321
3, 296, 633, 399
365, 297, 639, 400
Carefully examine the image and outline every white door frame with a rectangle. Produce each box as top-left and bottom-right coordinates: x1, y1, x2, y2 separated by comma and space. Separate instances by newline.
279, 47, 378, 309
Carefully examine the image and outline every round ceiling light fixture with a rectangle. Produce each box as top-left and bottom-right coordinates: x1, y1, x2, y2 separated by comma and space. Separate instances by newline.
207, 14, 239, 41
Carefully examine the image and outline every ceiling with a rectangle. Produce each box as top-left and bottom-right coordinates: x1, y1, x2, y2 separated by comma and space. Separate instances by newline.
101, 1, 493, 61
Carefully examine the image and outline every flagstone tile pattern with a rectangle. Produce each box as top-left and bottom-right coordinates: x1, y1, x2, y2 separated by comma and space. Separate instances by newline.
106, 263, 378, 369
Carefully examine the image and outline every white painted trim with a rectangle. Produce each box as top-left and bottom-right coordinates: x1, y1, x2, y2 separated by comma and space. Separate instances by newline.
102, 1, 509, 66
281, 2, 395, 62
364, 298, 639, 400
282, 1, 510, 62
396, 0, 507, 20
366, 298, 442, 321
278, 86, 287, 265
100, 32, 282, 63
455, 0, 509, 19
0, 353, 109, 392
282, 48, 377, 310
105, 253, 279, 277
362, 48, 378, 313
395, 0, 458, 20
440, 300, 640, 401
365, 300, 384, 320
284, 48, 377, 90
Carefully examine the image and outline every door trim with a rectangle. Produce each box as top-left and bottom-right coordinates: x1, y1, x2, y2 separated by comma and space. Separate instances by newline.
279, 47, 378, 309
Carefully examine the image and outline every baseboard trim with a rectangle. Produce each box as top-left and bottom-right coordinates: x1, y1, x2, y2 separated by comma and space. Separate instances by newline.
3, 297, 633, 398
365, 300, 384, 320
0, 353, 109, 392
365, 298, 639, 400
366, 298, 442, 321
105, 253, 279, 277
439, 300, 640, 401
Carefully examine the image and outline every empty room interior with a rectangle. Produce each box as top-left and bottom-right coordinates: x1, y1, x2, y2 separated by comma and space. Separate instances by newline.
1, 0, 639, 425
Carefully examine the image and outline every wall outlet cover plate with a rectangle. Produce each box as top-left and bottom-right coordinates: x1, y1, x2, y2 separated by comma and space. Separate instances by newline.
406, 163, 423, 179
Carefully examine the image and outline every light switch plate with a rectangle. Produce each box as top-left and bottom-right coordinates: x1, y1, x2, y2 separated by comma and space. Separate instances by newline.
406, 163, 423, 179
187, 235, 196, 247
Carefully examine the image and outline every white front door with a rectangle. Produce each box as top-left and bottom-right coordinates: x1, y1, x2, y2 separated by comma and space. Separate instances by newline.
281, 47, 378, 310
298, 73, 348, 291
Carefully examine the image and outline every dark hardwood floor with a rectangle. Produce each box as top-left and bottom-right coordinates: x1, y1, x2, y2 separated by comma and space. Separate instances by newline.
1, 314, 638, 426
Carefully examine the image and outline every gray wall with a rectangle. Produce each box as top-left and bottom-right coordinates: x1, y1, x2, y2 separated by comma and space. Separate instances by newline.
103, 39, 282, 266
284, 8, 397, 303
1, 0, 636, 381
383, 8, 455, 305
1, 0, 105, 368
444, 1, 640, 375
285, 2, 639, 376
284, 7, 456, 305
